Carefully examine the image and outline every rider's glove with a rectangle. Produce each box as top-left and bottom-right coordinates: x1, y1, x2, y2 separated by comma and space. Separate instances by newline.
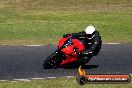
81, 50, 93, 56
63, 34, 71, 38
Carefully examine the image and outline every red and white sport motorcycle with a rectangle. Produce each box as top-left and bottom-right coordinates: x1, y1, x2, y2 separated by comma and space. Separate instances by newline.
43, 35, 86, 69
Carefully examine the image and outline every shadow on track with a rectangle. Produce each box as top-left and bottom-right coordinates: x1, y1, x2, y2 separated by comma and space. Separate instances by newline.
43, 63, 99, 69
61, 64, 99, 69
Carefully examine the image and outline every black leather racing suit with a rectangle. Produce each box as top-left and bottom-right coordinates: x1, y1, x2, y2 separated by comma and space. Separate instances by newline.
63, 31, 102, 64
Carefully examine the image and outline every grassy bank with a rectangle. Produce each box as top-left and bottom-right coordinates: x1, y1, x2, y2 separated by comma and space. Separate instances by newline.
0, 77, 131, 88
0, 0, 132, 11
0, 0, 132, 45
0, 10, 131, 45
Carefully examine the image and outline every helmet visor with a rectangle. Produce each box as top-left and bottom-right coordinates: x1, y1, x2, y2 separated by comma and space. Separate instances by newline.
87, 34, 93, 38
86, 31, 95, 38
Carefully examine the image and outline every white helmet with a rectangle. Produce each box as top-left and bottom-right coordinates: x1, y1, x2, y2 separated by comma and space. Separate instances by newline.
85, 25, 95, 34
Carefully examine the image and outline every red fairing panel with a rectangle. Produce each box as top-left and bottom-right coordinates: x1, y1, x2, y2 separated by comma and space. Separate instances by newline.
58, 37, 68, 48
72, 39, 85, 52
58, 37, 85, 65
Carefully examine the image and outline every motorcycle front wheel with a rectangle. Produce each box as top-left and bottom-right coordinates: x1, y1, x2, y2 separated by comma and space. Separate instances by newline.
43, 51, 64, 69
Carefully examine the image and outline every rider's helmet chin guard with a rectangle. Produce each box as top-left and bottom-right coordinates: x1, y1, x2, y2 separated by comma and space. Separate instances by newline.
85, 25, 95, 39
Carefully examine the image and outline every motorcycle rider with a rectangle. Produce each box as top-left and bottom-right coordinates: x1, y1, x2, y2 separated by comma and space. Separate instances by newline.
63, 25, 102, 65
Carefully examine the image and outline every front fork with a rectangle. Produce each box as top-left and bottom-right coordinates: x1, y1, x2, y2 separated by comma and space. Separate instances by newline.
55, 50, 66, 65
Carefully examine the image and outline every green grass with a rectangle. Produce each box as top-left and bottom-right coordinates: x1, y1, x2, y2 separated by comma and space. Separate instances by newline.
0, 77, 132, 88
0, 10, 131, 45
1, 0, 132, 11
0, 0, 132, 45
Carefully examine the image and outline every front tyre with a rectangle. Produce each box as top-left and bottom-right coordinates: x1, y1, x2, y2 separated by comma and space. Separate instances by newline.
43, 51, 63, 69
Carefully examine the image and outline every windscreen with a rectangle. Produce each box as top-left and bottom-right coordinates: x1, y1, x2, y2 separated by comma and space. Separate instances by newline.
59, 37, 73, 49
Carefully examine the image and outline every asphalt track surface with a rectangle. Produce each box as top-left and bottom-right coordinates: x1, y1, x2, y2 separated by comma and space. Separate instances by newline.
0, 44, 132, 80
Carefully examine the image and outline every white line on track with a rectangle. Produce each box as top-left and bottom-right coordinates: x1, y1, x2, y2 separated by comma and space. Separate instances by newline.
103, 43, 120, 45
26, 45, 42, 46
25, 42, 121, 46
25, 43, 120, 47
30, 78, 45, 80
0, 80, 9, 82
64, 76, 74, 78
10, 81, 18, 83
13, 79, 31, 82
46, 77, 57, 79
